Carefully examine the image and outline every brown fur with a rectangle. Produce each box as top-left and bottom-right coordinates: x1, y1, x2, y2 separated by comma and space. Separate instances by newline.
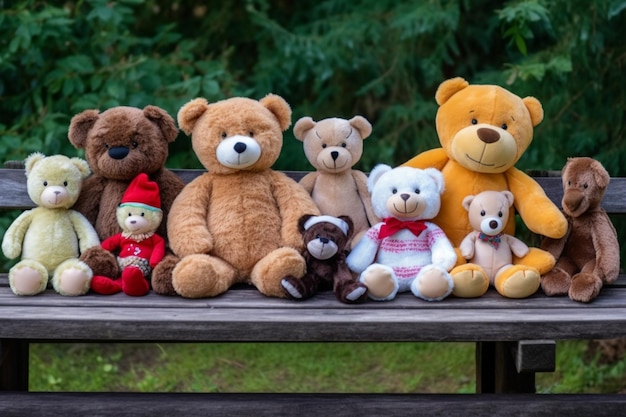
159, 95, 320, 298
68, 106, 184, 280
282, 215, 367, 303
541, 157, 620, 302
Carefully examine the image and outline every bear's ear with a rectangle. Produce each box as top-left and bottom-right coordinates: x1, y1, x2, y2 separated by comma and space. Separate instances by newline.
348, 116, 372, 140
337, 215, 354, 240
522, 96, 544, 127
24, 152, 46, 176
293, 117, 316, 142
424, 167, 445, 194
177, 98, 210, 136
462, 194, 475, 212
68, 109, 100, 149
589, 159, 610, 189
70, 157, 91, 180
144, 105, 179, 143
435, 77, 469, 106
260, 94, 292, 131
367, 164, 392, 192
501, 190, 515, 207
298, 214, 316, 233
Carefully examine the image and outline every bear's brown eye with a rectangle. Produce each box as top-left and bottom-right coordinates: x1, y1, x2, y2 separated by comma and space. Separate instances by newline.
63, 181, 68, 186
221, 132, 227, 139
141, 212, 145, 217
105, 144, 110, 149
471, 119, 478, 125
501, 124, 508, 130
322, 144, 327, 149
568, 180, 571, 186
392, 188, 397, 194
583, 183, 588, 189
341, 143, 347, 148
43, 181, 48, 186
498, 211, 503, 217
131, 141, 138, 148
480, 210, 486, 216
415, 188, 420, 194
248, 131, 254, 137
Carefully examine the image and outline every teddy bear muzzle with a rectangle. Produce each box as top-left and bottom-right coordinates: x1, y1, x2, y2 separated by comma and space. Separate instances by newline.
480, 217, 504, 235
216, 135, 262, 169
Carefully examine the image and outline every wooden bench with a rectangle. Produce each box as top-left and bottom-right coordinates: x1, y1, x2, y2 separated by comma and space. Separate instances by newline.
1, 167, 626, 416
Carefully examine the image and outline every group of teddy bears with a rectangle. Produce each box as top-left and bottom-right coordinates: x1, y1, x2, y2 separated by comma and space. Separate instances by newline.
1, 77, 620, 304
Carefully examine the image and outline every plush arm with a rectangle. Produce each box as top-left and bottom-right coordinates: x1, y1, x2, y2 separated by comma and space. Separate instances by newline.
271, 171, 320, 250
505, 168, 568, 239
352, 170, 380, 226
69, 210, 100, 253
298, 172, 318, 194
459, 232, 477, 260
429, 224, 457, 271
591, 211, 621, 282
1, 210, 34, 259
402, 148, 450, 170
100, 234, 121, 253
346, 227, 380, 273
506, 235, 530, 258
167, 174, 214, 257
149, 235, 167, 268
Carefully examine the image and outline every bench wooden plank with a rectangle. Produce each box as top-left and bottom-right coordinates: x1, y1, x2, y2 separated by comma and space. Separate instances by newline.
1, 392, 626, 417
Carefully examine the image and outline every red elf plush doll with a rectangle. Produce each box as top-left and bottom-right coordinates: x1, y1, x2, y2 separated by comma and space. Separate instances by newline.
90, 173, 165, 296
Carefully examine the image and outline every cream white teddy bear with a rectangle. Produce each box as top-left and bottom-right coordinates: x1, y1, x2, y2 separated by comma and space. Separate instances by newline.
346, 164, 456, 301
2, 153, 100, 296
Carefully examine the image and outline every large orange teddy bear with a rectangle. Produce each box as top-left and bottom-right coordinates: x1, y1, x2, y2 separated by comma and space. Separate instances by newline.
404, 77, 568, 298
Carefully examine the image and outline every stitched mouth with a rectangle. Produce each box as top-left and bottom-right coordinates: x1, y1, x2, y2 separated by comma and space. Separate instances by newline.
322, 159, 348, 170
392, 201, 418, 214
465, 153, 507, 169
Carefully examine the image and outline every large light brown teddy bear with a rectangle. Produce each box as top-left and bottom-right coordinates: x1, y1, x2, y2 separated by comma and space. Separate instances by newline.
404, 77, 568, 298
165, 94, 320, 298
68, 105, 185, 283
293, 116, 379, 244
541, 157, 620, 303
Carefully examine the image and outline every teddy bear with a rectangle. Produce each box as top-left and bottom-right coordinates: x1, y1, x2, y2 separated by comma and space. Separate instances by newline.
1, 153, 100, 296
67, 105, 184, 290
403, 76, 567, 298
293, 116, 379, 245
459, 190, 539, 298
540, 157, 620, 303
90, 173, 166, 296
160, 94, 321, 298
281, 214, 368, 303
346, 164, 456, 301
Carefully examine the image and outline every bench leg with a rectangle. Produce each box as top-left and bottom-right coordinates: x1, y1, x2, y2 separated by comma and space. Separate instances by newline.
476, 341, 536, 393
0, 339, 29, 391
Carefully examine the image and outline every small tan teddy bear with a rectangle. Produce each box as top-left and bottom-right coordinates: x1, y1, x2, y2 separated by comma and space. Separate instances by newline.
294, 116, 379, 245
459, 190, 539, 298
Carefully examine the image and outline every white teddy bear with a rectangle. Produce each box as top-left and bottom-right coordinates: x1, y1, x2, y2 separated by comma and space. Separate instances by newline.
346, 164, 456, 301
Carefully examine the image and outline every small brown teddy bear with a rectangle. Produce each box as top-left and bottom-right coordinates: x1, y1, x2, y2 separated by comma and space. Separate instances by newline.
460, 190, 539, 298
162, 94, 320, 298
294, 116, 379, 245
541, 157, 620, 303
281, 214, 368, 303
68, 105, 184, 283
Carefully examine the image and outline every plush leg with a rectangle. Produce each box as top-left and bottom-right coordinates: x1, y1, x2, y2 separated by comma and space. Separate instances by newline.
8, 261, 48, 296
411, 264, 454, 301
359, 264, 398, 301
541, 256, 577, 296
569, 260, 603, 303
79, 246, 119, 279
251, 247, 307, 298
172, 254, 238, 298
91, 276, 122, 295
450, 263, 489, 298
52, 259, 93, 296
151, 253, 179, 296
334, 268, 367, 304
281, 273, 319, 300
121, 267, 150, 296
494, 265, 540, 299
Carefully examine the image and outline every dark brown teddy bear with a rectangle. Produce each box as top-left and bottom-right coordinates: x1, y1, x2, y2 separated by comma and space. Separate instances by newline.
68, 105, 185, 280
541, 157, 620, 303
281, 214, 368, 303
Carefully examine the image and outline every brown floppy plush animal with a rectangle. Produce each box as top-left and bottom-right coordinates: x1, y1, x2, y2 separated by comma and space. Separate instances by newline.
281, 214, 368, 303
162, 94, 320, 298
541, 157, 620, 303
294, 116, 379, 245
68, 105, 184, 282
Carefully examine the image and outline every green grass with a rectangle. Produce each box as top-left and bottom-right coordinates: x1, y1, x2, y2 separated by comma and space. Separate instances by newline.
29, 341, 626, 393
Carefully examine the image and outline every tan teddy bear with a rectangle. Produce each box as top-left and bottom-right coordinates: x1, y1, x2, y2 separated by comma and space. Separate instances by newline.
164, 94, 320, 298
404, 77, 567, 298
460, 190, 538, 298
293, 116, 379, 244
541, 157, 620, 303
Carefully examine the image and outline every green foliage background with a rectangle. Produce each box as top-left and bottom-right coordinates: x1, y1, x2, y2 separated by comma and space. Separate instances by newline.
2, 0, 625, 172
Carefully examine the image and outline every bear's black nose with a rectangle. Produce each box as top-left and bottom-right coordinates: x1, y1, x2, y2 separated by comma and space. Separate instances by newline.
234, 142, 247, 154
401, 193, 410, 201
109, 146, 129, 160
320, 237, 329, 244
331, 151, 339, 160
489, 220, 499, 229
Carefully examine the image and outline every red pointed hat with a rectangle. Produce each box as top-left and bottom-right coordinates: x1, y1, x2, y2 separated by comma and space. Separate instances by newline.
120, 173, 161, 210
